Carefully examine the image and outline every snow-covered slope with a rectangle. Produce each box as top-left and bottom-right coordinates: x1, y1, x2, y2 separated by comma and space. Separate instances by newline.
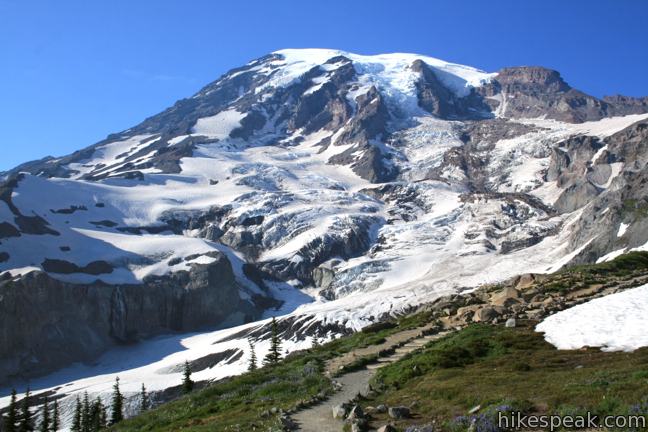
2, 48, 648, 424
536, 283, 648, 352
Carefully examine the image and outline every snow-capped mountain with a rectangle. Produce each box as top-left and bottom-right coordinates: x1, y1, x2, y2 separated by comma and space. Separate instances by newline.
2, 49, 648, 408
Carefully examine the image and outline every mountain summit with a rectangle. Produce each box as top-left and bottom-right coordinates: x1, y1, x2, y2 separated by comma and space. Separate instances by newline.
1, 49, 648, 392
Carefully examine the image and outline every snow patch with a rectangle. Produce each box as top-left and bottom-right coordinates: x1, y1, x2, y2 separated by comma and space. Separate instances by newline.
536, 284, 648, 352
191, 109, 246, 139
617, 222, 629, 238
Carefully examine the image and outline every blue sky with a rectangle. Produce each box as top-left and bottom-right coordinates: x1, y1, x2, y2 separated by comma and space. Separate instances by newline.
1, 0, 647, 171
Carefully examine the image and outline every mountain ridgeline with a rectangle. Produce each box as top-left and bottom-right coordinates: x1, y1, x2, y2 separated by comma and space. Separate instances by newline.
1, 49, 648, 386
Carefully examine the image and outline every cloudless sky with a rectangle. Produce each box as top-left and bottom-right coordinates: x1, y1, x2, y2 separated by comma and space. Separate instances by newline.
1, 0, 647, 171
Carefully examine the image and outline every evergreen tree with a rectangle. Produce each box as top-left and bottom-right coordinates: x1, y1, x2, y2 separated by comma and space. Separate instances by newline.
81, 392, 90, 432
247, 338, 257, 371
89, 397, 105, 431
3, 388, 18, 432
37, 398, 49, 432
109, 377, 123, 425
70, 397, 81, 432
263, 317, 282, 366
139, 384, 149, 412
19, 387, 33, 432
50, 400, 60, 432
99, 404, 107, 430
181, 361, 194, 394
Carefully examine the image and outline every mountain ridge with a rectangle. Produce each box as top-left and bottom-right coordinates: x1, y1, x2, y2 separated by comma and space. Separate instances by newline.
1, 49, 648, 405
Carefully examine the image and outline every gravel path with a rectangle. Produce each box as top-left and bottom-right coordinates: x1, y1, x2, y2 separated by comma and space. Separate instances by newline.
325, 322, 441, 375
292, 369, 374, 432
294, 324, 452, 431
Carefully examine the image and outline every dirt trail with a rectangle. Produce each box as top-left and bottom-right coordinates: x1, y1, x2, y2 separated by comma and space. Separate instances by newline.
325, 322, 441, 376
292, 369, 373, 432
294, 324, 451, 431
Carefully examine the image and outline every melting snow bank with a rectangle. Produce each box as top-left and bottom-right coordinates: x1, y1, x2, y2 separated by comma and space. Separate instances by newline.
536, 284, 648, 352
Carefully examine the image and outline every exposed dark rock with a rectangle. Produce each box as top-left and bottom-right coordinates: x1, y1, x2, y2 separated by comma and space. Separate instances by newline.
0, 175, 59, 236
160, 205, 232, 237
412, 59, 491, 119
479, 66, 648, 123
216, 313, 352, 345
262, 215, 382, 284
90, 220, 119, 228
388, 406, 410, 419
220, 229, 263, 257
0, 253, 266, 384
50, 205, 88, 214
325, 84, 395, 183
460, 118, 540, 147
41, 259, 114, 275
0, 222, 20, 239
461, 192, 555, 216
554, 182, 601, 213
500, 233, 551, 254
241, 215, 265, 226
602, 95, 648, 115
14, 215, 60, 236
564, 122, 648, 264
162, 349, 243, 374
117, 225, 172, 235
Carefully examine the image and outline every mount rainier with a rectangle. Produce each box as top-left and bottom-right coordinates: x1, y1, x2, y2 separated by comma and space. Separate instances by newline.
1, 48, 648, 414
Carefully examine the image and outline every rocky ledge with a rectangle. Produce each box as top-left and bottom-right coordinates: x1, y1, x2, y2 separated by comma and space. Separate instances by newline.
0, 253, 273, 385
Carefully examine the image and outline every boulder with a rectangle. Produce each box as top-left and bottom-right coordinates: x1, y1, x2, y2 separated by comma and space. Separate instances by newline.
491, 287, 522, 307
505, 318, 516, 328
347, 404, 365, 420
525, 308, 544, 320
377, 426, 397, 432
473, 307, 499, 322
279, 414, 297, 430
388, 406, 410, 419
351, 420, 368, 432
456, 304, 481, 320
515, 273, 537, 289
375, 404, 388, 413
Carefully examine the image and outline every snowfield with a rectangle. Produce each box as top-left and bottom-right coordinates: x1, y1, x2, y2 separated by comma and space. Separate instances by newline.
536, 284, 648, 352
2, 47, 648, 428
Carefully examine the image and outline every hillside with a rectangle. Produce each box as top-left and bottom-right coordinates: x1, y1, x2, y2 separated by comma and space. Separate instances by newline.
1, 48, 648, 429
104, 251, 648, 431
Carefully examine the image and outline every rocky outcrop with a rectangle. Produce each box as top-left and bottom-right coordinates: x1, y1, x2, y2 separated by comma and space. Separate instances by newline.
602, 95, 648, 115
328, 86, 398, 182
0, 175, 59, 236
412, 60, 490, 119
0, 253, 266, 384
479, 67, 648, 123
414, 254, 648, 331
289, 58, 355, 134
543, 120, 648, 263
41, 259, 113, 275
261, 215, 382, 284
